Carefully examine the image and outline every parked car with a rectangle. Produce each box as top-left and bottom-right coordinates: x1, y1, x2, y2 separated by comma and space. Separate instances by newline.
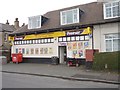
0, 56, 7, 65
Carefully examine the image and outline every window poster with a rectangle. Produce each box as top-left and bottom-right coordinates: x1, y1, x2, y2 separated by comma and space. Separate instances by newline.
44, 48, 48, 54
49, 48, 53, 54
40, 48, 43, 54
31, 48, 34, 54
78, 50, 83, 57
84, 42, 89, 48
78, 42, 83, 49
72, 42, 77, 49
35, 48, 39, 54
72, 50, 77, 58
26, 48, 29, 54
19, 48, 22, 53
67, 43, 72, 50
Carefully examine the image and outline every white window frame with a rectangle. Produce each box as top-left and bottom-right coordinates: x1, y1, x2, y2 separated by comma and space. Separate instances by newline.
60, 8, 80, 25
4, 33, 8, 42
28, 15, 41, 29
105, 33, 120, 52
103, 0, 120, 19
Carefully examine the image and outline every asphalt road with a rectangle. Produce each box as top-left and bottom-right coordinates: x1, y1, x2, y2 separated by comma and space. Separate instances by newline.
2, 73, 119, 88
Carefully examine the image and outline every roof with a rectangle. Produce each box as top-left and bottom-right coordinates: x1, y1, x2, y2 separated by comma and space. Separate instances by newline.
0, 23, 16, 32
11, 2, 120, 35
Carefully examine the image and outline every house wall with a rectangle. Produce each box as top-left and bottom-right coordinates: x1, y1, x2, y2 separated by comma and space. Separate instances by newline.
93, 22, 119, 52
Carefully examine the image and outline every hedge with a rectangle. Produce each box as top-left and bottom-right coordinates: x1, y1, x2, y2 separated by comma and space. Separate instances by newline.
92, 51, 120, 71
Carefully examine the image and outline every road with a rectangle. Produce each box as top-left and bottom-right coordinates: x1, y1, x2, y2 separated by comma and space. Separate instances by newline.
2, 73, 118, 88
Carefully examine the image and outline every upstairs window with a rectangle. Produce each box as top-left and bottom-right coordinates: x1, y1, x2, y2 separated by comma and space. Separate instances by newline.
4, 33, 8, 42
28, 15, 41, 29
60, 8, 79, 25
104, 1, 120, 19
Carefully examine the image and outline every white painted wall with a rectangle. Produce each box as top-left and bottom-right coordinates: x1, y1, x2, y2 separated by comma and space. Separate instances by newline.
93, 22, 119, 52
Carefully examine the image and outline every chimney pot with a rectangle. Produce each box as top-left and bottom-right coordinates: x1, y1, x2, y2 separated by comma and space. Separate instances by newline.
6, 20, 9, 25
22, 23, 25, 27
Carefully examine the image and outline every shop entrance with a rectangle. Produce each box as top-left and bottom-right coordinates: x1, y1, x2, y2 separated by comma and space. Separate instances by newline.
59, 46, 67, 64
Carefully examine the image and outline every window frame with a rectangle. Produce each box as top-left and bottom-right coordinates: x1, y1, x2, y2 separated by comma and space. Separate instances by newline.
103, 1, 120, 19
28, 15, 42, 29
105, 33, 120, 52
60, 8, 80, 25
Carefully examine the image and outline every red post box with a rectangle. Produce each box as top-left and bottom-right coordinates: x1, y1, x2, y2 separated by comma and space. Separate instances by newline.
85, 49, 99, 62
12, 53, 23, 63
85, 49, 99, 69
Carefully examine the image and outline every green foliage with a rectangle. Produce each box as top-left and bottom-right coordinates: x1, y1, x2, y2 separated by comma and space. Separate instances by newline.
92, 51, 120, 71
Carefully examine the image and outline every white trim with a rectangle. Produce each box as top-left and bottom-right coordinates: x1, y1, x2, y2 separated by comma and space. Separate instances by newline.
60, 8, 80, 25
28, 15, 41, 29
103, 0, 120, 19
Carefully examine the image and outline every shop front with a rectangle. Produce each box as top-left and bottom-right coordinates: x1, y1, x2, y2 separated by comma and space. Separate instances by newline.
9, 27, 93, 64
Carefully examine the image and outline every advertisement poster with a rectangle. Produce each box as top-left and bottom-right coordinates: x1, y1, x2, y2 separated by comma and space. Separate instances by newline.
31, 48, 34, 54
72, 50, 77, 58
72, 42, 77, 49
26, 48, 29, 54
67, 43, 72, 50
84, 42, 89, 48
78, 42, 83, 49
35, 48, 39, 54
49, 48, 53, 54
78, 50, 83, 57
40, 48, 43, 54
44, 48, 48, 54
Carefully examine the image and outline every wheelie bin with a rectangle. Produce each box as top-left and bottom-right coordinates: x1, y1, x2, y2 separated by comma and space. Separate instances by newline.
12, 53, 23, 64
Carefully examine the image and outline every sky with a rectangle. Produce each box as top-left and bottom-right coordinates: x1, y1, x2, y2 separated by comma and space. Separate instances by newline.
0, 0, 97, 26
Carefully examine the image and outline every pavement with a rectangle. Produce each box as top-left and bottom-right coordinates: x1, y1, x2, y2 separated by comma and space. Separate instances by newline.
1, 62, 120, 84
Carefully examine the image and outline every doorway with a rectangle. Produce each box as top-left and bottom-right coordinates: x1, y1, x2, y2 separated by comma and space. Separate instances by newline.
59, 46, 67, 64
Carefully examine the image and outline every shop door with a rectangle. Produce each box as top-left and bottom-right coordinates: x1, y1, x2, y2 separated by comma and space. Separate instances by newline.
59, 46, 66, 64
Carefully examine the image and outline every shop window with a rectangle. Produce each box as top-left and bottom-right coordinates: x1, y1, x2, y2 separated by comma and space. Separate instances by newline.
40, 48, 43, 54
35, 48, 39, 54
59, 37, 63, 42
44, 39, 47, 43
85, 35, 89, 40
76, 36, 79, 41
51, 38, 54, 42
21, 41, 23, 44
67, 37, 71, 41
80, 36, 84, 40
48, 38, 51, 43
29, 40, 32, 44
71, 36, 75, 41
22, 48, 25, 54
63, 37, 67, 42
31, 48, 34, 54
26, 48, 29, 54
19, 41, 21, 44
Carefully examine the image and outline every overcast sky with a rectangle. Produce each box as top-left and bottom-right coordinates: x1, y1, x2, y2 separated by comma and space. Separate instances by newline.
0, 0, 97, 26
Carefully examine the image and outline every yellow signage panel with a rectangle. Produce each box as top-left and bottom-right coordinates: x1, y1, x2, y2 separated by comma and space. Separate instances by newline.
8, 36, 14, 41
24, 31, 66, 40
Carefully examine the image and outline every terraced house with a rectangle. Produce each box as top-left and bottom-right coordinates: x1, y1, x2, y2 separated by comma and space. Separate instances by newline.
0, 20, 16, 61
9, 0, 120, 64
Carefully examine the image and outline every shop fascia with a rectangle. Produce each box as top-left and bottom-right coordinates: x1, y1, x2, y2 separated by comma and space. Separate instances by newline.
8, 27, 92, 42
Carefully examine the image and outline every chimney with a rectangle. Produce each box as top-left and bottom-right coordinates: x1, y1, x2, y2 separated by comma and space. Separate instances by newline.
6, 20, 9, 25
14, 18, 19, 29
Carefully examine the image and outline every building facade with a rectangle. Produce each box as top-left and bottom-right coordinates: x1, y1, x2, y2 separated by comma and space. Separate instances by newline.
9, 0, 120, 63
